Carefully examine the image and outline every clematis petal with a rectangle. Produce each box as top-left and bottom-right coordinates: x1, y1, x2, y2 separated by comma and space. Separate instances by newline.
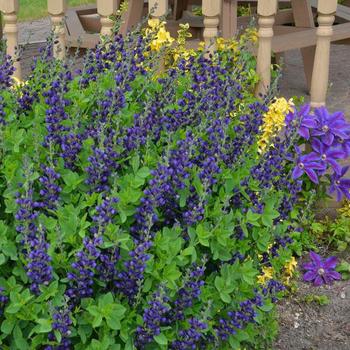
324, 256, 338, 269
327, 270, 342, 281
313, 275, 324, 286
298, 127, 310, 139
311, 138, 323, 153
322, 133, 334, 146
327, 149, 346, 159
301, 118, 317, 128
303, 270, 317, 282
309, 251, 322, 265
327, 159, 342, 175
336, 188, 343, 202
304, 168, 319, 184
341, 187, 350, 200
292, 166, 304, 180
302, 262, 315, 270
340, 166, 350, 177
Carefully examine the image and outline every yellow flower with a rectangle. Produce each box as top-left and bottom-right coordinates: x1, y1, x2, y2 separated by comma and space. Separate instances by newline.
148, 18, 160, 30
257, 266, 274, 285
285, 257, 297, 275
258, 97, 294, 153
283, 257, 298, 285
338, 200, 350, 217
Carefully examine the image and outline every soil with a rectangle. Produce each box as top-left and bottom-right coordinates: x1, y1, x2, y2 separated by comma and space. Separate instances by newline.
274, 255, 350, 350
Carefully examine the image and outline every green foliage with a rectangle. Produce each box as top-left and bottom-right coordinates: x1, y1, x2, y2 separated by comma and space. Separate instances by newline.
0, 23, 317, 350
303, 294, 330, 306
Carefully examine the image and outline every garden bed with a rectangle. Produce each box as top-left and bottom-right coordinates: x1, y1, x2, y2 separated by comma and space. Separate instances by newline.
1, 18, 350, 350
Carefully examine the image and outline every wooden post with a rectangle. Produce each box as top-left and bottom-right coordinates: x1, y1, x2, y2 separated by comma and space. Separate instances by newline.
48, 0, 66, 60
221, 0, 238, 39
310, 0, 337, 108
119, 0, 144, 35
97, 0, 119, 37
291, 0, 316, 92
0, 0, 21, 80
148, 0, 168, 18
202, 0, 221, 53
255, 0, 278, 97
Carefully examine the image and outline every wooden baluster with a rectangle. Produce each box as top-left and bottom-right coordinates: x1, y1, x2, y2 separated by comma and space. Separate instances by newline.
119, 0, 144, 36
310, 0, 337, 108
97, 0, 119, 38
48, 0, 67, 60
291, 0, 316, 92
255, 0, 278, 97
221, 0, 238, 39
148, 0, 168, 18
0, 0, 21, 80
202, 0, 221, 53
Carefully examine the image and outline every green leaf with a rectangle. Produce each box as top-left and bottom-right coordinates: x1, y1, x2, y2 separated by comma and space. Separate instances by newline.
246, 210, 261, 227
196, 223, 210, 247
14, 325, 29, 349
136, 167, 150, 178
36, 318, 52, 333
1, 318, 15, 334
154, 333, 168, 345
131, 155, 140, 173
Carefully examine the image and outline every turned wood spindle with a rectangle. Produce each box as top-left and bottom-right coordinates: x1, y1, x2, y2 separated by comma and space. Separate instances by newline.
0, 0, 21, 80
310, 0, 338, 108
48, 0, 67, 60
255, 0, 278, 97
148, 0, 168, 19
97, 0, 119, 38
202, 0, 221, 53
221, 0, 238, 39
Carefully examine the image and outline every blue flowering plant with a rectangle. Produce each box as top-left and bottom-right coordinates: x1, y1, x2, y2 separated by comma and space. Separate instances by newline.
0, 25, 348, 349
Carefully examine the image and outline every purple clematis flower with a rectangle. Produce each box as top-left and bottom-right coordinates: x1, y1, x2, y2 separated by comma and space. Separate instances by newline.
312, 107, 349, 146
311, 138, 345, 175
303, 251, 341, 286
329, 166, 350, 201
285, 104, 317, 140
292, 148, 326, 184
295, 104, 318, 140
335, 136, 350, 157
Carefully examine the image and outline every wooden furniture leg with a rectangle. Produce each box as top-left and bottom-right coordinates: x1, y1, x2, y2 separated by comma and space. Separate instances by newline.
310, 0, 337, 107
48, 0, 67, 60
255, 0, 278, 97
173, 0, 188, 20
97, 0, 120, 37
202, 0, 221, 53
291, 0, 315, 92
148, 0, 168, 18
0, 0, 21, 80
119, 0, 144, 35
221, 0, 238, 38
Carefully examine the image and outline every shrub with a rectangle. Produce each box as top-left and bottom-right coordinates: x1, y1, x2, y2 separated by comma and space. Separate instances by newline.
0, 24, 349, 350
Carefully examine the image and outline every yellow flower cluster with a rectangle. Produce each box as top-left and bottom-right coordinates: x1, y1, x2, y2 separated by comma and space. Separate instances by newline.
338, 200, 350, 217
283, 257, 297, 285
172, 23, 196, 62
146, 19, 174, 52
258, 97, 294, 153
216, 37, 238, 52
257, 266, 274, 285
240, 27, 258, 44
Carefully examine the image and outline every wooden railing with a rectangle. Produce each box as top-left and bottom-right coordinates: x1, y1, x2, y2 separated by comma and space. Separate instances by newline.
0, 0, 342, 107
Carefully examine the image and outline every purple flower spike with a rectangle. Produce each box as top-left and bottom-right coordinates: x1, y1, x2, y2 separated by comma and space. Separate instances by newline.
303, 251, 341, 286
312, 107, 349, 146
311, 139, 345, 175
329, 166, 350, 201
292, 151, 326, 184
